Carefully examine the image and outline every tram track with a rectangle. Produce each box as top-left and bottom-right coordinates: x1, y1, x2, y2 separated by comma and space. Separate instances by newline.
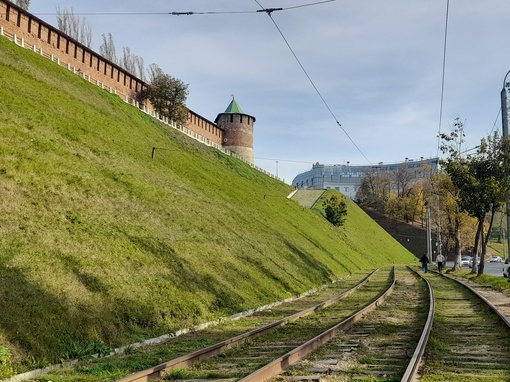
273, 265, 431, 382
418, 271, 510, 381
116, 268, 395, 382
24, 265, 510, 382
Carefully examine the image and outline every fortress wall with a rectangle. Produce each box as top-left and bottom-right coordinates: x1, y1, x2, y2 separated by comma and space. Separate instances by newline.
0, 0, 223, 147
0, 1, 144, 99
187, 110, 223, 146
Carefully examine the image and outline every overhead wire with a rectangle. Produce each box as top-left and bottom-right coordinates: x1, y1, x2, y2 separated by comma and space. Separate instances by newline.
35, 1, 336, 16
436, 0, 450, 159
38, 0, 371, 165
253, 0, 372, 165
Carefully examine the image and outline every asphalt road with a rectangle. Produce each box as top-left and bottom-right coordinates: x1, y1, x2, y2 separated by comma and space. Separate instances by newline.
443, 260, 507, 277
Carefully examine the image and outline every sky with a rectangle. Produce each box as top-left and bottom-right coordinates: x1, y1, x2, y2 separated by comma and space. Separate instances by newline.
27, 0, 510, 184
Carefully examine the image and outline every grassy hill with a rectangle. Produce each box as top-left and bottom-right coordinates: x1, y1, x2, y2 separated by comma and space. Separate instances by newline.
0, 36, 415, 375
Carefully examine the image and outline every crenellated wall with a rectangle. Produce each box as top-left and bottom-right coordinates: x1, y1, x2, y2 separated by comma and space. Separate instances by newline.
0, 0, 225, 147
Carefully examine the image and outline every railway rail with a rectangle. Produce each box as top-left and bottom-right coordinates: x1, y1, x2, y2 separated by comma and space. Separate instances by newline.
13, 266, 507, 382
115, 268, 396, 382
113, 266, 510, 382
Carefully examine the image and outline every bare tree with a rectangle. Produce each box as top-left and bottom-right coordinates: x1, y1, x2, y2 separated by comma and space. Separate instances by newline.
15, 0, 30, 10
120, 47, 145, 80
393, 162, 414, 198
55, 6, 92, 48
99, 33, 117, 63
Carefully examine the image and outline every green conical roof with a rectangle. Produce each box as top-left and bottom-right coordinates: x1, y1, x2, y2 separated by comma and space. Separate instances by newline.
224, 98, 244, 114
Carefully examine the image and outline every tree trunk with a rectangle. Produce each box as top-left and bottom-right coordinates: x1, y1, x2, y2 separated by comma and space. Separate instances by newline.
478, 206, 496, 276
453, 219, 462, 271
472, 221, 482, 274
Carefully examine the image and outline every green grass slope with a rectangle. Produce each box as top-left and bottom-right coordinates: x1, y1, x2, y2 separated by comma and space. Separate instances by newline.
0, 36, 415, 373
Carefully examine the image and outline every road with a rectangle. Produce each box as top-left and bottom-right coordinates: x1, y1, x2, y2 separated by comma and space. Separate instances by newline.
444, 260, 506, 277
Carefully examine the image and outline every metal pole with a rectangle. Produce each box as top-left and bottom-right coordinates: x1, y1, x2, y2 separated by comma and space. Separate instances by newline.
426, 204, 432, 260
501, 71, 510, 260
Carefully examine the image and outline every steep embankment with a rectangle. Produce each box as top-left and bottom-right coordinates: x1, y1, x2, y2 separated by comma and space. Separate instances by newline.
0, 36, 415, 370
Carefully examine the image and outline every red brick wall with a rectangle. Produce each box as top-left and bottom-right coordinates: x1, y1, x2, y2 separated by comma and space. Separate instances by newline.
0, 0, 224, 147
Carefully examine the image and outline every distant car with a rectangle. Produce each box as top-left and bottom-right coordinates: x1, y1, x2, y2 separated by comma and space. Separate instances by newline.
469, 257, 480, 268
461, 256, 471, 267
503, 260, 510, 278
490, 255, 503, 263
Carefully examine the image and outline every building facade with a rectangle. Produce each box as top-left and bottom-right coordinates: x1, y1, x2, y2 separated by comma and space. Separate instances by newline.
292, 158, 439, 199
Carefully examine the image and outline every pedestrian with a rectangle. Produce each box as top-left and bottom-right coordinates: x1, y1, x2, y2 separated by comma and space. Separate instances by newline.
419, 254, 429, 273
436, 253, 445, 273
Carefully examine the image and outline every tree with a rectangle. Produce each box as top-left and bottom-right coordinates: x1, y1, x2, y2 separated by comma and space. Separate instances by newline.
394, 162, 414, 199
322, 194, 347, 226
99, 33, 117, 63
120, 47, 145, 80
15, 0, 30, 10
55, 6, 92, 48
440, 131, 510, 275
140, 64, 189, 126
430, 172, 474, 270
356, 168, 391, 209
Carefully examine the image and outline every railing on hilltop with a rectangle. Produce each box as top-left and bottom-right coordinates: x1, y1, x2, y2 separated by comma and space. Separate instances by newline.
0, 27, 281, 182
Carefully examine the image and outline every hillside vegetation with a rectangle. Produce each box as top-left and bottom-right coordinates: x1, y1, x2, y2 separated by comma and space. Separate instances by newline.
0, 36, 415, 374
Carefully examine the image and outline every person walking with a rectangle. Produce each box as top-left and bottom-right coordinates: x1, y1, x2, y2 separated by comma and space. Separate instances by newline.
436, 253, 445, 273
419, 254, 430, 273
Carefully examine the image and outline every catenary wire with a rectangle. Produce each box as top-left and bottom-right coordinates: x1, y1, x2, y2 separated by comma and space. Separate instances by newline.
253, 0, 372, 165
436, 0, 450, 158
34, 1, 336, 16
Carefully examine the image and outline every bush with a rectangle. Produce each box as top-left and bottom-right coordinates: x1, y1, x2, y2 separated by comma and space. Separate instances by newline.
323, 194, 347, 226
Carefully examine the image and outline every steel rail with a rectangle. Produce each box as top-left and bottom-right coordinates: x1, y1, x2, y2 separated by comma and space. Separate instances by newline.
435, 271, 510, 328
237, 267, 397, 382
116, 270, 378, 382
400, 266, 435, 382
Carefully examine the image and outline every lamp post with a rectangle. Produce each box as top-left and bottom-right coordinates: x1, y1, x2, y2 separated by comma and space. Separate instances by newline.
501, 70, 510, 260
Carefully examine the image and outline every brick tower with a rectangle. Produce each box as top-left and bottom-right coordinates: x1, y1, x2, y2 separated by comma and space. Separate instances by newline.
215, 97, 256, 164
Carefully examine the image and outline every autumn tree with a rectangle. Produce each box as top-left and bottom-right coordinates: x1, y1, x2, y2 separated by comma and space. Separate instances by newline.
440, 131, 510, 275
140, 64, 189, 126
55, 6, 92, 48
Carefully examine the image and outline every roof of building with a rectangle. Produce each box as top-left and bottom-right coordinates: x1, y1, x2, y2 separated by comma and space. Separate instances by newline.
224, 98, 244, 114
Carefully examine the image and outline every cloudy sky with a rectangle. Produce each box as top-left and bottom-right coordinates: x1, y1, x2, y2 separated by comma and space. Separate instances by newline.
28, 0, 510, 183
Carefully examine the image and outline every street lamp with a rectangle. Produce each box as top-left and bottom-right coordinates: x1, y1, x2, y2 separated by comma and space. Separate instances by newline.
501, 70, 510, 260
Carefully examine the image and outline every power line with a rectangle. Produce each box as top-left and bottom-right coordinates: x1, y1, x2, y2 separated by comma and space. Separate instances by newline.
35, 1, 336, 16
255, 157, 314, 164
253, 0, 372, 165
436, 0, 450, 158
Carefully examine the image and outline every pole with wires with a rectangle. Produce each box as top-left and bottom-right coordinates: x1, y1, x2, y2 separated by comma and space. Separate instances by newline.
501, 70, 510, 261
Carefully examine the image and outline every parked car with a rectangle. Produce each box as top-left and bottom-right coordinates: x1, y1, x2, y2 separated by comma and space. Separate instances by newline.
490, 255, 503, 263
461, 256, 471, 267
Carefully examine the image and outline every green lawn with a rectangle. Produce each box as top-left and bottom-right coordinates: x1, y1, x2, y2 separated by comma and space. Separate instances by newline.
0, 35, 415, 376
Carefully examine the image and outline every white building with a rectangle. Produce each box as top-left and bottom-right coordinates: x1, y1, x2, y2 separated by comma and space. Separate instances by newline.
292, 158, 439, 199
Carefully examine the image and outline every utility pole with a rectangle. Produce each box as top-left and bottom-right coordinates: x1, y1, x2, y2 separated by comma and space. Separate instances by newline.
426, 203, 432, 260
501, 70, 510, 260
